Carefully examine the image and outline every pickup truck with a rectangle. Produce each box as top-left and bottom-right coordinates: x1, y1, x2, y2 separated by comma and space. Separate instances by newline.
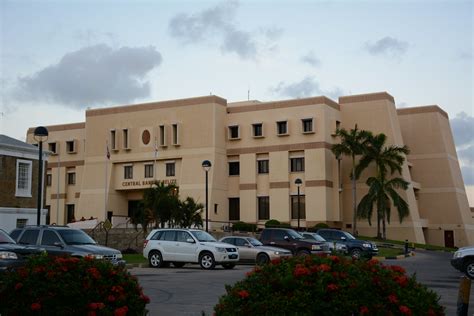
259, 228, 329, 256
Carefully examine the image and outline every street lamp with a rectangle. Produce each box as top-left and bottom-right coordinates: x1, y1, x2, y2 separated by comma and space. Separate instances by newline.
202, 160, 212, 232
295, 178, 302, 230
34, 126, 49, 226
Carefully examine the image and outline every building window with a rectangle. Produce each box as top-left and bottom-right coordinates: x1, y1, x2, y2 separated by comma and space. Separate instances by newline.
66, 204, 75, 223
229, 161, 240, 176
252, 123, 263, 137
123, 129, 129, 149
110, 130, 117, 150
159, 125, 167, 147
257, 160, 269, 174
66, 140, 76, 153
145, 164, 154, 178
291, 195, 306, 220
229, 198, 240, 221
166, 162, 175, 177
302, 118, 313, 133
16, 218, 28, 228
46, 174, 52, 186
124, 165, 133, 179
48, 142, 57, 154
290, 157, 305, 172
277, 121, 288, 135
172, 123, 180, 145
258, 196, 270, 220
228, 125, 240, 140
67, 172, 76, 185
16, 159, 32, 197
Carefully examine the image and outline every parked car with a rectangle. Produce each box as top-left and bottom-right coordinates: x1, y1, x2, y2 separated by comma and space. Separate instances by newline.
143, 228, 239, 270
300, 232, 348, 254
219, 236, 292, 264
10, 226, 125, 266
259, 228, 329, 256
0, 229, 44, 273
451, 245, 474, 279
316, 229, 378, 259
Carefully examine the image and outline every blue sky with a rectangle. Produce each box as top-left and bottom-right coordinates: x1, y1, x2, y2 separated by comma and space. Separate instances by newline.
1, 0, 473, 201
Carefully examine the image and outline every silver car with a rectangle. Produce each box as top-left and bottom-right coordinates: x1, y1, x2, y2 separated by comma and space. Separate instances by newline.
301, 232, 348, 254
219, 236, 292, 265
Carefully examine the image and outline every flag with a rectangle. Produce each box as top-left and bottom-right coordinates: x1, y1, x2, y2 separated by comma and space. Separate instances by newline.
106, 141, 110, 160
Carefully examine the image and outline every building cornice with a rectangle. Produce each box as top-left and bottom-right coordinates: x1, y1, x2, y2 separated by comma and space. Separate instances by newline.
227, 96, 340, 113
27, 122, 85, 135
397, 105, 448, 119
339, 92, 394, 104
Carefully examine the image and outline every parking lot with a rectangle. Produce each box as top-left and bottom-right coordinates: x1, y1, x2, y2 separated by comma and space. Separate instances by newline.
131, 250, 473, 316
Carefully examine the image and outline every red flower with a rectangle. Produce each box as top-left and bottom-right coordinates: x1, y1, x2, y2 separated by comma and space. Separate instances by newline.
427, 308, 437, 316
327, 283, 338, 291
399, 305, 412, 315
87, 312, 97, 316
141, 294, 151, 304
367, 258, 379, 266
329, 255, 340, 263
15, 283, 23, 290
108, 295, 116, 302
89, 303, 98, 310
360, 306, 369, 315
390, 265, 406, 274
31, 302, 41, 311
394, 275, 409, 287
114, 306, 129, 316
97, 303, 105, 310
294, 266, 311, 277
319, 264, 331, 272
238, 290, 249, 299
388, 294, 398, 304
87, 267, 101, 280
271, 258, 281, 265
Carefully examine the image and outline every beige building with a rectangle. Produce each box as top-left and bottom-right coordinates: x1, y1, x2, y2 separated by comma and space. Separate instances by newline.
26, 92, 474, 247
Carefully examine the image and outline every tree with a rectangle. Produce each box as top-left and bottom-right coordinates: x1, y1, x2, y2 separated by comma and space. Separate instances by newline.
142, 182, 179, 228
176, 197, 204, 228
331, 125, 372, 235
128, 201, 154, 234
356, 133, 410, 239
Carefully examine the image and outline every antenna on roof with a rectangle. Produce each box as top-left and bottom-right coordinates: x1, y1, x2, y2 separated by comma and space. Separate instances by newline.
247, 89, 250, 101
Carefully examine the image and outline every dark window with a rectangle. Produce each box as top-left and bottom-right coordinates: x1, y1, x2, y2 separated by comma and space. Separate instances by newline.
176, 231, 192, 242
277, 121, 287, 135
46, 174, 52, 186
229, 198, 240, 221
166, 163, 175, 177
18, 230, 39, 245
159, 230, 176, 241
272, 230, 288, 241
258, 196, 270, 220
159, 125, 166, 146
10, 230, 22, 241
291, 195, 306, 220
228, 126, 239, 139
48, 142, 57, 154
151, 231, 163, 240
234, 238, 247, 246
221, 238, 235, 245
67, 172, 76, 185
110, 130, 116, 150
253, 124, 263, 137
124, 166, 133, 179
123, 129, 129, 148
66, 140, 75, 153
257, 160, 269, 174
172, 124, 179, 145
145, 164, 154, 178
302, 118, 313, 133
41, 230, 61, 246
229, 162, 240, 176
66, 204, 75, 223
290, 157, 305, 172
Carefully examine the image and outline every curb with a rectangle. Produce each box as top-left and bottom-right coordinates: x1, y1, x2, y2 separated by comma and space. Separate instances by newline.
374, 251, 415, 260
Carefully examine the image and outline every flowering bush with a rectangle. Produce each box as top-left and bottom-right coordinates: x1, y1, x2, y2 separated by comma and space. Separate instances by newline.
0, 254, 149, 315
215, 255, 444, 315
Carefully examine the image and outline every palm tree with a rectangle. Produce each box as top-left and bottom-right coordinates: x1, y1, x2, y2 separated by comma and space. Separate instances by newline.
356, 133, 410, 239
142, 182, 179, 228
331, 125, 372, 235
128, 201, 154, 234
176, 197, 204, 228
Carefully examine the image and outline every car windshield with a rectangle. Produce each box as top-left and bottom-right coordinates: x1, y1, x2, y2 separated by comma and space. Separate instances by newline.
58, 229, 97, 245
190, 231, 217, 242
247, 237, 263, 246
307, 233, 326, 242
288, 230, 304, 239
0, 230, 15, 244
342, 231, 356, 240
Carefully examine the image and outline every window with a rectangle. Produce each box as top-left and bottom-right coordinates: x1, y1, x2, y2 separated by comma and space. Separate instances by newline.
159, 125, 167, 147
124, 165, 133, 179
258, 196, 270, 220
229, 161, 240, 176
48, 142, 57, 154
66, 140, 76, 153
277, 121, 288, 135
253, 123, 263, 137
145, 164, 154, 178
46, 174, 52, 186
290, 157, 305, 172
110, 130, 117, 150
159, 230, 176, 241
229, 198, 240, 221
16, 159, 32, 197
41, 230, 61, 246
18, 230, 39, 245
302, 118, 313, 133
176, 231, 192, 242
16, 219, 28, 228
123, 129, 129, 149
257, 160, 269, 174
67, 172, 76, 185
291, 195, 306, 220
172, 123, 180, 145
66, 204, 75, 223
228, 125, 239, 139
166, 162, 175, 177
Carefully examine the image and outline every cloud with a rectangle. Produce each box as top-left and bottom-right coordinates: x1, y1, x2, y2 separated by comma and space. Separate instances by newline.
364, 36, 408, 58
271, 76, 343, 100
300, 51, 321, 67
458, 145, 474, 165
461, 165, 474, 185
168, 1, 281, 60
15, 44, 162, 108
451, 112, 474, 147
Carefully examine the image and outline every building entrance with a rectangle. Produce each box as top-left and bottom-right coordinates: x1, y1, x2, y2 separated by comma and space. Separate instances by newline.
128, 200, 143, 219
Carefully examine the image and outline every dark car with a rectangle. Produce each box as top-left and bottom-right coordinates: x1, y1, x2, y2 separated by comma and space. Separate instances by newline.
0, 229, 43, 273
10, 226, 125, 266
316, 228, 378, 259
259, 228, 329, 256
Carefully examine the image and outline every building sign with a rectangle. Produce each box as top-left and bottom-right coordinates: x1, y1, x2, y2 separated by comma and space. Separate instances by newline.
120, 179, 177, 189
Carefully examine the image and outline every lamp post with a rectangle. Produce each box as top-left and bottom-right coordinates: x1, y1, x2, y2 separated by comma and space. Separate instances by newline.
295, 178, 302, 231
34, 126, 49, 226
202, 160, 212, 232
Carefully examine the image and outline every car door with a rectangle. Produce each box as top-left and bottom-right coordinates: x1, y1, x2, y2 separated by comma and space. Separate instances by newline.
158, 230, 177, 261
174, 231, 198, 262
269, 230, 292, 252
234, 237, 255, 263
40, 230, 69, 256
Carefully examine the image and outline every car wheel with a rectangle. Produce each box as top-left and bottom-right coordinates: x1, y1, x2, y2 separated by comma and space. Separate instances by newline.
296, 249, 310, 257
199, 252, 216, 270
172, 262, 186, 268
256, 253, 270, 265
148, 251, 163, 268
222, 263, 236, 269
463, 259, 474, 279
350, 248, 362, 259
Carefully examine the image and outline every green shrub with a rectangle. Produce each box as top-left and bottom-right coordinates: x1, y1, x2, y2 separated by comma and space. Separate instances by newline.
314, 222, 330, 229
0, 254, 149, 315
214, 255, 443, 316
264, 219, 291, 228
232, 221, 257, 232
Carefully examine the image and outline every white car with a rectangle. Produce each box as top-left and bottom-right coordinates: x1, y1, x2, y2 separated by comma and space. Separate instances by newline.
451, 245, 474, 279
219, 236, 292, 264
143, 229, 239, 270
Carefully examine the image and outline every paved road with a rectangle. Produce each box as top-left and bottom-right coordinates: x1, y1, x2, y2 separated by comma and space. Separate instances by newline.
131, 250, 472, 316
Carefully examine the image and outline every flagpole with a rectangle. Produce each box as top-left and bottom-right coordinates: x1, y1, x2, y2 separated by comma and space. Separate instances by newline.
154, 137, 158, 181
105, 141, 109, 222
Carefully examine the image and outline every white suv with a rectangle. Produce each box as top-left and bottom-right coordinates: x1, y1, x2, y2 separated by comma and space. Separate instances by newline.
143, 229, 239, 270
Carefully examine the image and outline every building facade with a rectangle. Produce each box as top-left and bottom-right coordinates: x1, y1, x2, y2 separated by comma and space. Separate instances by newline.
0, 135, 47, 232
26, 92, 474, 247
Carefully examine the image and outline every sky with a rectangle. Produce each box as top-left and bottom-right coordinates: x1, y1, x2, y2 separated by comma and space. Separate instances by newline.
1, 0, 473, 203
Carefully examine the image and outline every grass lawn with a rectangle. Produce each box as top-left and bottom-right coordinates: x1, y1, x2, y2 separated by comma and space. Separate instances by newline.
376, 247, 404, 258
360, 236, 456, 252
124, 253, 147, 265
